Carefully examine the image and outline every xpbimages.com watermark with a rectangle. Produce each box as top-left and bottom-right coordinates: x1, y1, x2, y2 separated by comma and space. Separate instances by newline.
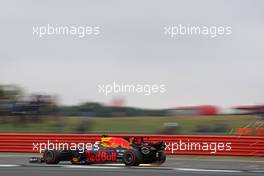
165, 140, 232, 154
98, 82, 166, 96
32, 24, 100, 38
33, 140, 100, 153
32, 140, 232, 154
164, 24, 232, 38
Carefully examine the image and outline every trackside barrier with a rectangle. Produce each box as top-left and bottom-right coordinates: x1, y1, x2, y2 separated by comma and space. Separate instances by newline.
0, 134, 263, 156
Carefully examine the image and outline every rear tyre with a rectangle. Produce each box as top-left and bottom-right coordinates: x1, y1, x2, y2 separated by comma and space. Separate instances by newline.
122, 149, 142, 166
44, 150, 60, 164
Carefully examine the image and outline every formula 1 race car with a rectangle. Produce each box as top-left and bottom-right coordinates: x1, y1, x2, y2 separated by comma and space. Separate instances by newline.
29, 136, 166, 166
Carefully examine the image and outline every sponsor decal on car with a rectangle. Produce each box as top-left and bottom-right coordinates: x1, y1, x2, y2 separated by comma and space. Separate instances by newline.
86, 150, 117, 162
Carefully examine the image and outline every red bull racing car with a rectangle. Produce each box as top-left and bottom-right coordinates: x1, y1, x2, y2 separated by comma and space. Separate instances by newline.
29, 136, 166, 166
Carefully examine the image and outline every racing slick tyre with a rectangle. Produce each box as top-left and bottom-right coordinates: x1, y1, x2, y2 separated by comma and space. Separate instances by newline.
155, 152, 166, 165
43, 150, 60, 164
122, 149, 142, 166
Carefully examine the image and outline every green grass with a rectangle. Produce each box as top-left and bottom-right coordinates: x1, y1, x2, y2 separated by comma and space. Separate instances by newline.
0, 115, 259, 135
91, 115, 257, 134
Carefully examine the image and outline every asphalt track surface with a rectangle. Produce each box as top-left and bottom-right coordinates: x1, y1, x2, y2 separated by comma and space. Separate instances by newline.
0, 154, 264, 176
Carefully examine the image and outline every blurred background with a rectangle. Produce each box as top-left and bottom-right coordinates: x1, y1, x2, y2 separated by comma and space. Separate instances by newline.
0, 84, 263, 135
0, 0, 264, 135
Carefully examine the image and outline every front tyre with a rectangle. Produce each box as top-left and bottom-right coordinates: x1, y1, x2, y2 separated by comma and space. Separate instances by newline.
44, 150, 60, 164
155, 152, 166, 165
122, 149, 142, 166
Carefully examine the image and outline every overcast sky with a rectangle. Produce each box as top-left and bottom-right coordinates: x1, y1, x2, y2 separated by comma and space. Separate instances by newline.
0, 0, 264, 108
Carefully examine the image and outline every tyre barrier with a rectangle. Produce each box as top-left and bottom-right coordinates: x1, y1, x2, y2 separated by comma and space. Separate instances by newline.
0, 133, 263, 156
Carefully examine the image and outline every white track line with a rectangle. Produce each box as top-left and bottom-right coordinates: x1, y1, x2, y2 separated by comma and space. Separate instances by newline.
174, 168, 242, 173
169, 158, 264, 163
63, 165, 244, 173
0, 165, 20, 167
251, 171, 264, 173
1, 163, 263, 173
